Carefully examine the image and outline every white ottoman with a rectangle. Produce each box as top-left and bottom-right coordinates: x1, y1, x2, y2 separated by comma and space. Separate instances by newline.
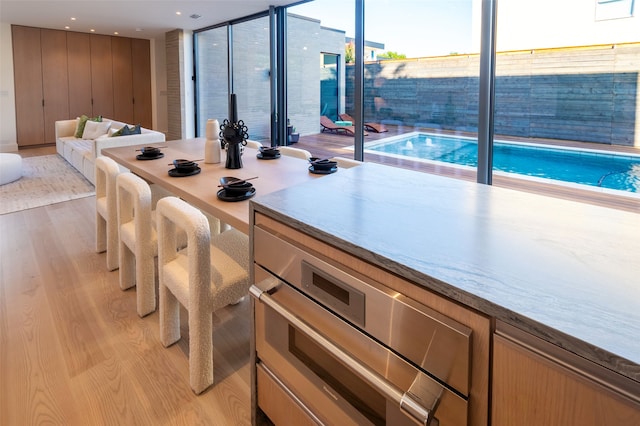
0, 153, 23, 185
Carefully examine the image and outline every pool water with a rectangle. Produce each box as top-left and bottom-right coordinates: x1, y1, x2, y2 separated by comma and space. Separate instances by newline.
366, 133, 640, 193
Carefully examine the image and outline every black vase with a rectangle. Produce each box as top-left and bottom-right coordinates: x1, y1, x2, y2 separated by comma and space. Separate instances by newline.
225, 141, 243, 169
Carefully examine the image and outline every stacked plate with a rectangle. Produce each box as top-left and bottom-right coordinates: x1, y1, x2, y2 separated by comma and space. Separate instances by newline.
168, 159, 201, 177
136, 146, 164, 160
217, 176, 256, 201
308, 157, 338, 174
257, 146, 281, 160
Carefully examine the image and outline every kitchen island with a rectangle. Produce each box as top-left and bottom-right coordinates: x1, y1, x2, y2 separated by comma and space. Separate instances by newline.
249, 162, 639, 424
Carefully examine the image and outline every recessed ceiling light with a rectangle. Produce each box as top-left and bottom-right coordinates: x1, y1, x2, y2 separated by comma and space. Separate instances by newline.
176, 11, 182, 15
90, 29, 95, 32
65, 26, 70, 30
114, 32, 119, 35
71, 17, 76, 21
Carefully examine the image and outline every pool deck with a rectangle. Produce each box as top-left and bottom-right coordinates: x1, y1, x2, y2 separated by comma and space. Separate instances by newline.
292, 125, 639, 213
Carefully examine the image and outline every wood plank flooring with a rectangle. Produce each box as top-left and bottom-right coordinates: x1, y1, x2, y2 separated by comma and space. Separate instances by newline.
0, 195, 255, 425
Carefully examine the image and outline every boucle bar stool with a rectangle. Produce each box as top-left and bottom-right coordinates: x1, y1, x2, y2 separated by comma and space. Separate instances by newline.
0, 153, 22, 185
116, 172, 158, 317
95, 157, 122, 271
156, 196, 250, 394
331, 156, 362, 169
278, 145, 312, 160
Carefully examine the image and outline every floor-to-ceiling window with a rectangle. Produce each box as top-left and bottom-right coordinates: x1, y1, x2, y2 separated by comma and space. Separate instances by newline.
194, 15, 271, 143
361, 0, 478, 173
232, 17, 271, 142
195, 25, 229, 137
494, 0, 640, 194
192, 0, 639, 201
286, 1, 355, 146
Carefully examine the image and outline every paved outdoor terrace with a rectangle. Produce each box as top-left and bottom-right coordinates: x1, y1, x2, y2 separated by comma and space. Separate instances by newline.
292, 124, 639, 213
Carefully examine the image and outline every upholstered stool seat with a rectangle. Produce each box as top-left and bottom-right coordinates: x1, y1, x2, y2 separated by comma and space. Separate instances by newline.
0, 153, 22, 185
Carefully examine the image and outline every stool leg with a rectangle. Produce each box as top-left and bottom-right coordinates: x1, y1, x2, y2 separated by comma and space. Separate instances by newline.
190, 308, 213, 394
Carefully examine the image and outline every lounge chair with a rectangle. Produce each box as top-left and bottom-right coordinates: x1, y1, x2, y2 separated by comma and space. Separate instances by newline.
339, 113, 388, 133
320, 116, 368, 136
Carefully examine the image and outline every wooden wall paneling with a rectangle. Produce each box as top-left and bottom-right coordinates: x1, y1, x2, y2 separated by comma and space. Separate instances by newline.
41, 29, 70, 143
131, 38, 153, 129
66, 32, 93, 119
11, 25, 45, 147
111, 36, 134, 124
90, 34, 114, 119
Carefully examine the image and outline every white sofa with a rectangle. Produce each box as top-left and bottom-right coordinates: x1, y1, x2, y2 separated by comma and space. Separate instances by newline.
55, 118, 165, 184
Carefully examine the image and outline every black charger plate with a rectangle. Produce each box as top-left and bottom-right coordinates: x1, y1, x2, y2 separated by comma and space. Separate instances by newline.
168, 166, 201, 177
256, 152, 281, 160
136, 153, 164, 160
308, 165, 337, 174
217, 187, 256, 201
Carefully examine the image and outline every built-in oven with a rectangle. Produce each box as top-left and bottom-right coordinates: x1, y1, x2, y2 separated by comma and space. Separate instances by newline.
251, 226, 472, 425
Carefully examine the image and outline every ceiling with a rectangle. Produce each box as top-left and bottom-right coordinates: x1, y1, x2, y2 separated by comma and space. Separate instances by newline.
0, 0, 299, 39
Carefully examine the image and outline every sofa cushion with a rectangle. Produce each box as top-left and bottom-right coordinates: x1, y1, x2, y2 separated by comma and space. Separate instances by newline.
75, 115, 102, 138
112, 124, 141, 137
83, 120, 111, 139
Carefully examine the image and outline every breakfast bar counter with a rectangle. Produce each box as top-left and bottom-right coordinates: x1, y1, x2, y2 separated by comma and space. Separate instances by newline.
102, 138, 323, 234
249, 162, 640, 384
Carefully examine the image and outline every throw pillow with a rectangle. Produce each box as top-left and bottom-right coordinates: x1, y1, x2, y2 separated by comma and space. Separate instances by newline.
111, 124, 141, 137
74, 115, 102, 138
82, 120, 111, 140
111, 125, 127, 137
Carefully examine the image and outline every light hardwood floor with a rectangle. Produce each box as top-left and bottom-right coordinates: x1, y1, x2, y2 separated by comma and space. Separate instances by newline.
1, 187, 255, 424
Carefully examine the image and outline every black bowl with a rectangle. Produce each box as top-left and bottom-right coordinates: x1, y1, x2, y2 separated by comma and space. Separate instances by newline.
141, 146, 161, 157
259, 146, 280, 157
309, 158, 337, 171
222, 181, 253, 196
173, 159, 198, 171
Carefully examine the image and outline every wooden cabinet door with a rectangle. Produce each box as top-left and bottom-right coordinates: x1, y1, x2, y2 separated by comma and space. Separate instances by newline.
90, 34, 114, 118
12, 25, 45, 146
112, 36, 133, 124
67, 32, 92, 119
41, 29, 69, 143
131, 38, 152, 129
492, 334, 640, 426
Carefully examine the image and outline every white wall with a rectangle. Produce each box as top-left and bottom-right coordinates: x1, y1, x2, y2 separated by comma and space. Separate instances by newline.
0, 23, 18, 152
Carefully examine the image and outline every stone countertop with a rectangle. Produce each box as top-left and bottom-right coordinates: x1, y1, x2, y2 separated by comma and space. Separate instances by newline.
250, 162, 640, 383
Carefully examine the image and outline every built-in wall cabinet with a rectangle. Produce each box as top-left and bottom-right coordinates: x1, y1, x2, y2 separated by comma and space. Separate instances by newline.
12, 25, 152, 147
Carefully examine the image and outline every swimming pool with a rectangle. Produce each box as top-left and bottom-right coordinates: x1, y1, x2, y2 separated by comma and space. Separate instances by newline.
365, 133, 640, 193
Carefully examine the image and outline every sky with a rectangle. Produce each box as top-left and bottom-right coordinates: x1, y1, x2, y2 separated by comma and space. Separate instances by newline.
289, 0, 475, 57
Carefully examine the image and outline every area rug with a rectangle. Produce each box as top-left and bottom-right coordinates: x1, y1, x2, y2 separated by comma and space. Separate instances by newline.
0, 155, 95, 215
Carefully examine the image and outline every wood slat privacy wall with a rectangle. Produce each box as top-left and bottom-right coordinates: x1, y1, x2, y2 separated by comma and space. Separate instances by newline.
347, 43, 640, 147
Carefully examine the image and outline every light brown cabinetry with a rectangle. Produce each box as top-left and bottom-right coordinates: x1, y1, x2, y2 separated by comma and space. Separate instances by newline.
492, 322, 640, 426
11, 25, 152, 146
12, 25, 46, 147
66, 32, 92, 119
89, 34, 114, 120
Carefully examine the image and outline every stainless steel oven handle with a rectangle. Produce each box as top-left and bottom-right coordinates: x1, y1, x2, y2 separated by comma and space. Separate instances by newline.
251, 283, 436, 426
